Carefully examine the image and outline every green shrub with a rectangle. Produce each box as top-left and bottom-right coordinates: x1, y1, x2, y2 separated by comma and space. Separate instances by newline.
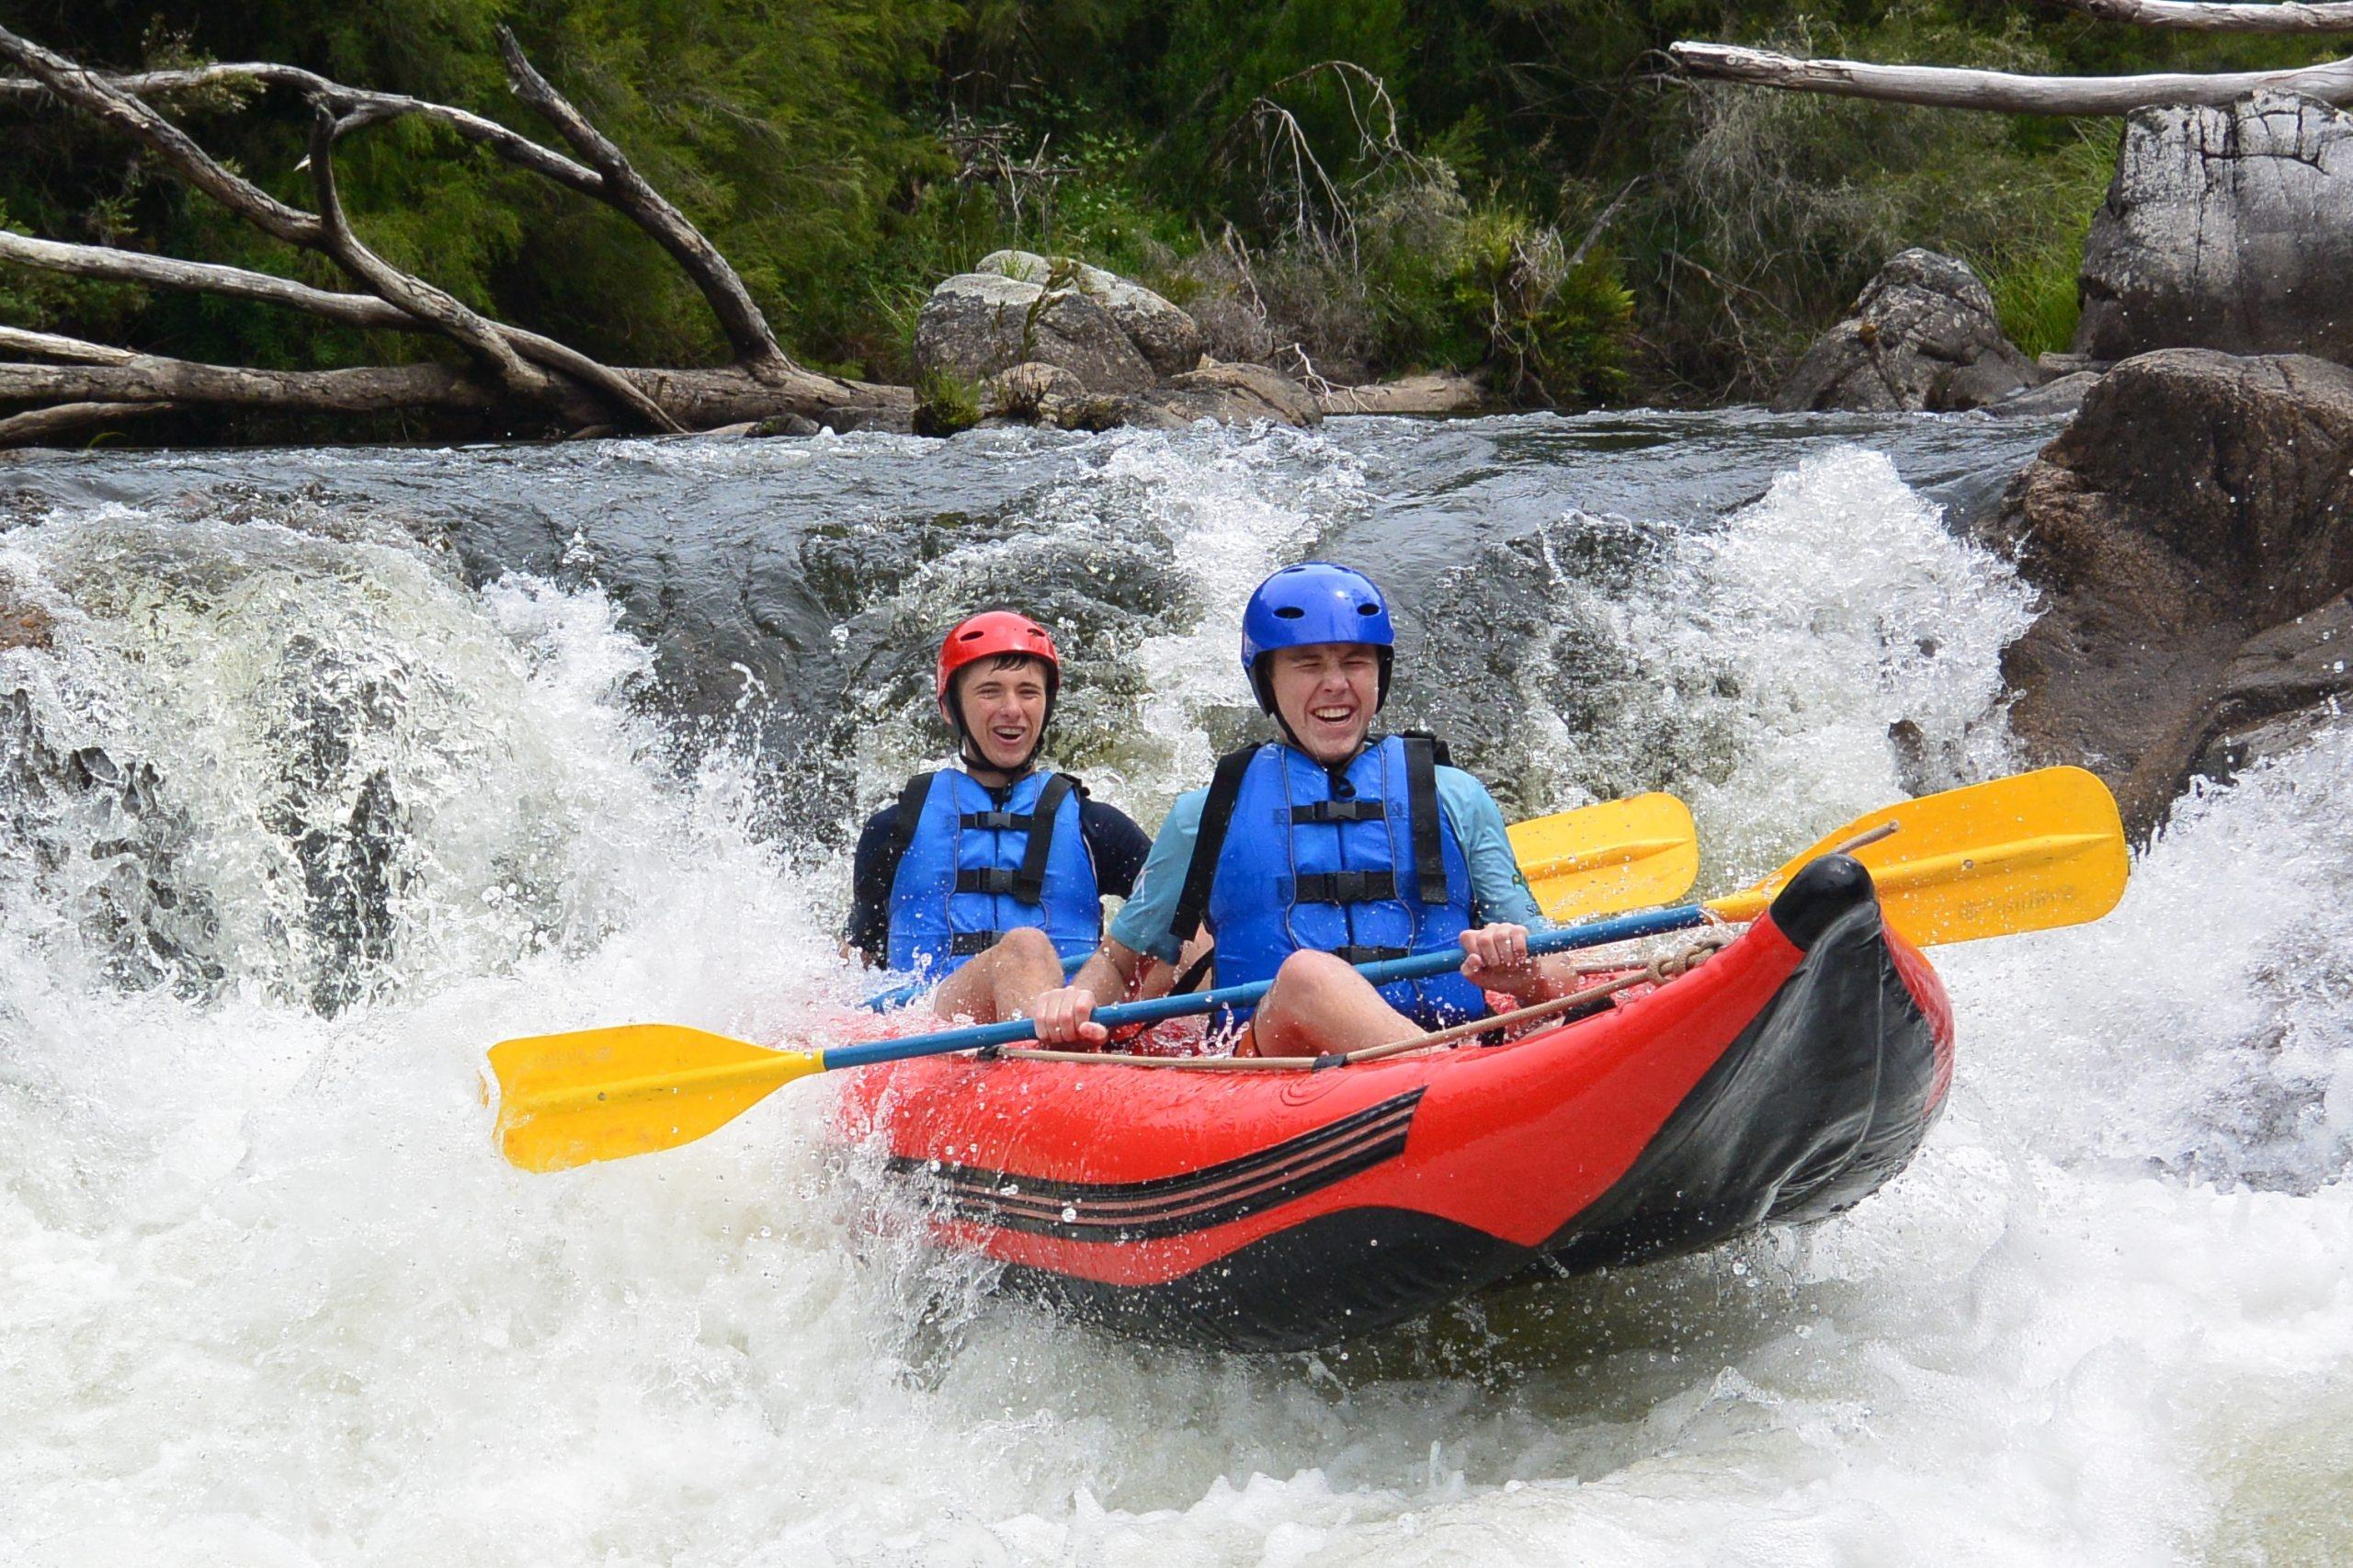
912, 367, 983, 437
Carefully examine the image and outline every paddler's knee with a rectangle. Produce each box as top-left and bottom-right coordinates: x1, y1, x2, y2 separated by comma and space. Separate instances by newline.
994, 926, 1059, 966
1268, 949, 1369, 1004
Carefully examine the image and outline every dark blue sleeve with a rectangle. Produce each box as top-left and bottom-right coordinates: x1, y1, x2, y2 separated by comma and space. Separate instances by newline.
845, 802, 904, 967
1080, 799, 1154, 899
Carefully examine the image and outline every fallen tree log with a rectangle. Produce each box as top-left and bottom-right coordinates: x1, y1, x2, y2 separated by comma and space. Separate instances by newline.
1666, 41, 2353, 111
0, 23, 902, 446
2052, 0, 2353, 31
0, 401, 176, 446
0, 353, 911, 427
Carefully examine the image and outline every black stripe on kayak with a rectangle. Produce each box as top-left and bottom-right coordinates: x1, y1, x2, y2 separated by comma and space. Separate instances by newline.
888, 1087, 1426, 1243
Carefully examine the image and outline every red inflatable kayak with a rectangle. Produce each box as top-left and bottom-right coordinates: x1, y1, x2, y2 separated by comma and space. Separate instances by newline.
835, 857, 1953, 1351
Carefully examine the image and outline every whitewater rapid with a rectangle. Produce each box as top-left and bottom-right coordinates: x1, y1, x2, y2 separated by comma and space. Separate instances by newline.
2, 417, 2347, 1566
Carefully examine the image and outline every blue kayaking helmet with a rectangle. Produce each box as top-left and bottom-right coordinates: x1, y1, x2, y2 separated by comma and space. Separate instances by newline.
1239, 562, 1395, 716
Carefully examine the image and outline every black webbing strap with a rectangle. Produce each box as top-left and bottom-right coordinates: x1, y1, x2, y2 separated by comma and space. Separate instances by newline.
1011, 772, 1075, 904
892, 771, 937, 853
1333, 944, 1408, 964
1291, 799, 1385, 824
959, 809, 1030, 831
869, 769, 940, 903
955, 868, 1019, 895
949, 930, 1000, 956
1169, 744, 1259, 946
1172, 949, 1216, 994
1294, 869, 1397, 903
1401, 734, 1450, 905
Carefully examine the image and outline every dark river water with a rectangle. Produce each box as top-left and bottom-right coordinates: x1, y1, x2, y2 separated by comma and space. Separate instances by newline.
2, 410, 2348, 1565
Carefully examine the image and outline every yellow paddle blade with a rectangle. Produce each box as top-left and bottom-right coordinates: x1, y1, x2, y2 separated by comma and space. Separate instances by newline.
1708, 766, 2129, 945
1508, 791, 1700, 924
488, 1024, 823, 1173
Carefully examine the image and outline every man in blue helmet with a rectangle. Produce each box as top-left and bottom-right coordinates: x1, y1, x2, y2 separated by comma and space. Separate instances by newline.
1026, 562, 1586, 1057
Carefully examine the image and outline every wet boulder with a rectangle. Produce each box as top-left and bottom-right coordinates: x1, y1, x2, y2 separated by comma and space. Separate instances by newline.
1985, 348, 2353, 835
914, 268, 1157, 395
976, 250, 1206, 379
2076, 91, 2353, 366
914, 249, 1213, 396
1772, 249, 2043, 414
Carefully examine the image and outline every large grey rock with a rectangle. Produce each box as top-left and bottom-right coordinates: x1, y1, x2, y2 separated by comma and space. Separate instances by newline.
1773, 249, 2042, 413
914, 270, 1157, 394
2076, 91, 2353, 366
978, 250, 1206, 378
1984, 370, 2100, 419
1985, 349, 2353, 835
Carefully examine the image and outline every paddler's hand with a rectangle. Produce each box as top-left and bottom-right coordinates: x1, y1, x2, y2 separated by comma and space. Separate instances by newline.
1459, 922, 1538, 995
1028, 984, 1108, 1047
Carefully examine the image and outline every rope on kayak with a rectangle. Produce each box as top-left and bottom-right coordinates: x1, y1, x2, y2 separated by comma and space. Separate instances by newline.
992, 932, 1734, 1073
1333, 930, 1734, 1067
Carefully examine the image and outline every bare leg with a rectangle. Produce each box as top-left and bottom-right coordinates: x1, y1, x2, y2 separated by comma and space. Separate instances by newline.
928, 926, 1067, 1026
1237, 950, 1422, 1058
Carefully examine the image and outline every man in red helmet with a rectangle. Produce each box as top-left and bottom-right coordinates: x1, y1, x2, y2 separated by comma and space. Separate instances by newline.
845, 610, 1153, 1026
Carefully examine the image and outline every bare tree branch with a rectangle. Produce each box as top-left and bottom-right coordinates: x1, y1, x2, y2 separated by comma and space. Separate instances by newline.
0, 229, 414, 329
0, 400, 176, 446
1667, 41, 2353, 111
0, 25, 322, 244
0, 325, 141, 365
2, 33, 791, 381
0, 357, 502, 412
304, 108, 555, 404
1565, 178, 1643, 271
0, 61, 609, 196
494, 27, 792, 375
3, 227, 701, 428
2049, 0, 2353, 30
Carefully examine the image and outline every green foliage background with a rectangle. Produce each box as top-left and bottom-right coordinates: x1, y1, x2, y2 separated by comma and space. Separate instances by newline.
0, 0, 2336, 404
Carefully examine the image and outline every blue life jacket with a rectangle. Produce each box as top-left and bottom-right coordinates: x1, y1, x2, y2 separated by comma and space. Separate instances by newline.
1171, 734, 1484, 1028
885, 768, 1101, 977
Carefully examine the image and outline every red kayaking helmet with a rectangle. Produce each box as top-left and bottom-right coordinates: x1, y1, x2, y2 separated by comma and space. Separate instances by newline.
935, 610, 1062, 761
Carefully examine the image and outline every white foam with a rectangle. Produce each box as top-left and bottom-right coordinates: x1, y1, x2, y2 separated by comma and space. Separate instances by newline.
3, 433, 2349, 1565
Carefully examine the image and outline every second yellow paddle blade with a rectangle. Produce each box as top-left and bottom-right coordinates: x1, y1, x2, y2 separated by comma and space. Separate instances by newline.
1712, 766, 2130, 945
488, 1023, 822, 1173
1508, 791, 1700, 924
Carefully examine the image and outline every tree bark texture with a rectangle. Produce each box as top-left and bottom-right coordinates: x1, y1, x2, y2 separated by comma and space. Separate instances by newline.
1667, 42, 2353, 112
2052, 0, 2353, 31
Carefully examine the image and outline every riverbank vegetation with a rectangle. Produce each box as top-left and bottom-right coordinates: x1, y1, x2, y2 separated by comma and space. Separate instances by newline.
1, 1, 2340, 408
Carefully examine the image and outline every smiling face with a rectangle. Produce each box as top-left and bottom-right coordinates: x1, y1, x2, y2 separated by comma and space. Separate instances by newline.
950, 654, 1051, 773
1266, 642, 1381, 765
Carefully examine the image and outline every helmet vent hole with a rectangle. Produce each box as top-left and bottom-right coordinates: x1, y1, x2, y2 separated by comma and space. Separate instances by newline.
1274, 606, 1305, 619
1358, 603, 1380, 615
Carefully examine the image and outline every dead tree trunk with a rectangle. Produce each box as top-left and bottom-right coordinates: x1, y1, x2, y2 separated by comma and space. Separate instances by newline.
0, 24, 910, 447
1667, 41, 2353, 112
2052, 0, 2353, 30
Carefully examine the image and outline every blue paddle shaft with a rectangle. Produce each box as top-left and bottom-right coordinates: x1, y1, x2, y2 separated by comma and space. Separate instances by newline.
821, 905, 1710, 1071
